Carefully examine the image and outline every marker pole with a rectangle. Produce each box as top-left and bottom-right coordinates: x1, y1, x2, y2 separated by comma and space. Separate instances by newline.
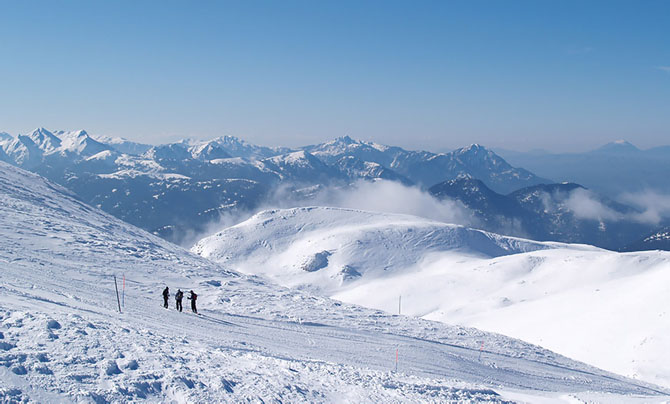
113, 275, 122, 314
395, 348, 398, 372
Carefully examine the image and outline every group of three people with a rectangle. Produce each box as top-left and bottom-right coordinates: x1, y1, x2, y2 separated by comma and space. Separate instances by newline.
163, 287, 197, 314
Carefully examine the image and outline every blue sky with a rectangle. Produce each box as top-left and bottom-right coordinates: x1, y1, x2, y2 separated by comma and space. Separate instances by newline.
0, 0, 668, 151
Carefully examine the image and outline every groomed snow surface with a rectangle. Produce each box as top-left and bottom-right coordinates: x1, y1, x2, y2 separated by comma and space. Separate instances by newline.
1, 161, 669, 403
194, 206, 670, 391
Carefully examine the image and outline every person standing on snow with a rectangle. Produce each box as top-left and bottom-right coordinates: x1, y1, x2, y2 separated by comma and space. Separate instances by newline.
188, 290, 198, 314
162, 286, 170, 309
175, 289, 184, 312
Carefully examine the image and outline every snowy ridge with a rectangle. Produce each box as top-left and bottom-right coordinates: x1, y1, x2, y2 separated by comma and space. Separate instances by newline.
192, 207, 566, 293
1, 161, 668, 402
193, 207, 670, 389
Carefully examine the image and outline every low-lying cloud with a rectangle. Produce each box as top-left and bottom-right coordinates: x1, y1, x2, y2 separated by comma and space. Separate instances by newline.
557, 187, 670, 226
309, 180, 477, 226
620, 191, 670, 225
186, 180, 478, 247
185, 181, 670, 249
564, 188, 623, 221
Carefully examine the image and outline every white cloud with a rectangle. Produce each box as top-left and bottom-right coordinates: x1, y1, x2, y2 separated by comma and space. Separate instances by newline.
184, 180, 479, 248
620, 191, 670, 225
311, 180, 477, 226
564, 188, 622, 221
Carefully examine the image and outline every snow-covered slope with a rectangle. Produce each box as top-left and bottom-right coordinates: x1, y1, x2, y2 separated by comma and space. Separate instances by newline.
93, 134, 153, 155
192, 207, 564, 293
2, 162, 668, 402
193, 207, 670, 389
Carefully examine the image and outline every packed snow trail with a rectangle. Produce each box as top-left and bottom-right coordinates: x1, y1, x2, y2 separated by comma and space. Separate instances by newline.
1, 161, 669, 402
4, 264, 667, 397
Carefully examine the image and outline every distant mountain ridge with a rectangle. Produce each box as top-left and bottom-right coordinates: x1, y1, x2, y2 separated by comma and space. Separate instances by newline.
304, 137, 551, 193
0, 128, 551, 245
3, 128, 664, 250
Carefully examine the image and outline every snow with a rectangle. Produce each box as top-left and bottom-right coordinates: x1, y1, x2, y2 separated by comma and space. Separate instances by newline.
193, 206, 670, 389
2, 162, 668, 402
99, 169, 190, 180
193, 207, 566, 293
86, 149, 115, 161
25, 127, 61, 153
266, 150, 313, 167
114, 154, 165, 172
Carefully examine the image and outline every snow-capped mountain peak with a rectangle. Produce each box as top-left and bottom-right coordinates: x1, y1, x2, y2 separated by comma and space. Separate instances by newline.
54, 129, 111, 157
189, 140, 232, 161
594, 139, 640, 153
25, 127, 62, 153
142, 143, 192, 161
454, 144, 502, 163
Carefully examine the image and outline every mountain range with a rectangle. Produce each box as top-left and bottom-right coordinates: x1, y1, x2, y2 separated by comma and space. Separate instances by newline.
0, 128, 550, 244
1, 128, 667, 251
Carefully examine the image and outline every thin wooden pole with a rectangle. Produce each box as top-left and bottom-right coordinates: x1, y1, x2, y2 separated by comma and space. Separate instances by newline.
114, 275, 122, 313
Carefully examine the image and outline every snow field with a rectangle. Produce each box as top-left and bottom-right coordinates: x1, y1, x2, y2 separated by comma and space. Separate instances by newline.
194, 206, 670, 389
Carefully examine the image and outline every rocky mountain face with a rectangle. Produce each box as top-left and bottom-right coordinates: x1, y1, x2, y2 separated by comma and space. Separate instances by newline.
622, 226, 670, 252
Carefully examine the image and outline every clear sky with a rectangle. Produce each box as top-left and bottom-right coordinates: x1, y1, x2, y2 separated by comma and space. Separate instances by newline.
0, 0, 668, 152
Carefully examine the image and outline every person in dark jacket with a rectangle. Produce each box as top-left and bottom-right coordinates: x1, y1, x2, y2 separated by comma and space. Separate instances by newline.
175, 289, 184, 312
188, 290, 198, 314
162, 287, 169, 309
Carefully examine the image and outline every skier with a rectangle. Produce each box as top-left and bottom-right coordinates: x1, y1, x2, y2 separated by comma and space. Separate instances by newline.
188, 290, 198, 314
175, 289, 184, 312
162, 286, 169, 309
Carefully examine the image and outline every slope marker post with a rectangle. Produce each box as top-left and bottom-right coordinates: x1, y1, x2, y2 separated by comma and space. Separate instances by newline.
395, 348, 398, 372
113, 275, 122, 314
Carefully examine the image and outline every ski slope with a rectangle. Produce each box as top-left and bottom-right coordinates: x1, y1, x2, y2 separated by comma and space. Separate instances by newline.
1, 161, 668, 403
194, 207, 670, 389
